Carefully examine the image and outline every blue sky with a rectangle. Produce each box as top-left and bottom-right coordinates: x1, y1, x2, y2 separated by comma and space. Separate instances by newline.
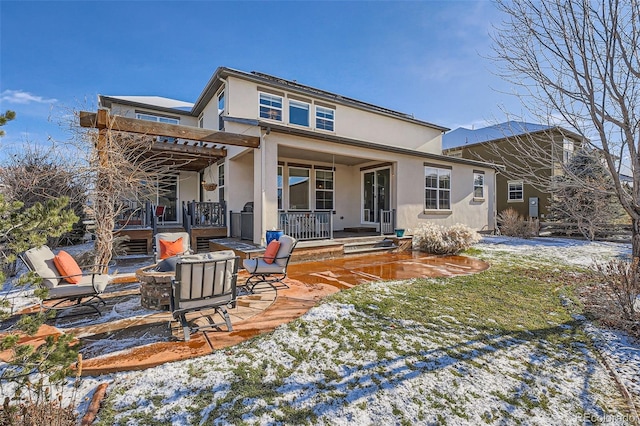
0, 0, 522, 151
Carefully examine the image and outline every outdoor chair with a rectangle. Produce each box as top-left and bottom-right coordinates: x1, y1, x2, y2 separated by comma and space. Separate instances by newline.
242, 234, 297, 293
170, 251, 239, 341
20, 246, 111, 316
154, 231, 193, 263
154, 205, 166, 225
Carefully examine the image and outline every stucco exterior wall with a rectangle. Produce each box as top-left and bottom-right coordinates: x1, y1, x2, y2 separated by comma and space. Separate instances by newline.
224, 76, 443, 154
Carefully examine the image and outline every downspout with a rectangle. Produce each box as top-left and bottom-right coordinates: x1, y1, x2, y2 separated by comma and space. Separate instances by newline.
260, 128, 267, 246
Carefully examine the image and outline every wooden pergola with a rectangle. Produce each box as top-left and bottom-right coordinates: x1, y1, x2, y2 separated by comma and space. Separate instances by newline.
79, 110, 260, 171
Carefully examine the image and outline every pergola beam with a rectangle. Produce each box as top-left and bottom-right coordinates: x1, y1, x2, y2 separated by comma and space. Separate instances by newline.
79, 110, 260, 149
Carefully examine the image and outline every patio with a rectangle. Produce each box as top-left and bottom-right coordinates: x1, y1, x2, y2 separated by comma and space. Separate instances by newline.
8, 250, 489, 376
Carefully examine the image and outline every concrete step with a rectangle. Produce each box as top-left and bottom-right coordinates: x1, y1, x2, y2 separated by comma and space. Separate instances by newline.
343, 238, 397, 254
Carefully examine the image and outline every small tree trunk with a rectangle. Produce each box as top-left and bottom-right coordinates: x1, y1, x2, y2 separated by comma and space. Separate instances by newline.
632, 218, 640, 266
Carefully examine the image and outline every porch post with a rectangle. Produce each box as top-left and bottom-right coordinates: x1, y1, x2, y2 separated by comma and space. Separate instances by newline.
257, 130, 279, 245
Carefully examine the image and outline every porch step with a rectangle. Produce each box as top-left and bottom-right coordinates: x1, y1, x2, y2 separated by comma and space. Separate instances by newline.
343, 238, 397, 255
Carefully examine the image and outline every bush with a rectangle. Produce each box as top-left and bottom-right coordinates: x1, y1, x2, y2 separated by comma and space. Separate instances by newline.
497, 208, 536, 238
593, 258, 640, 322
412, 223, 480, 255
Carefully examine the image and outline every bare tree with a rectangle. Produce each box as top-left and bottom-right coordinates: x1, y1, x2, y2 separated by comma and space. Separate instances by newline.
73, 114, 193, 270
492, 0, 640, 259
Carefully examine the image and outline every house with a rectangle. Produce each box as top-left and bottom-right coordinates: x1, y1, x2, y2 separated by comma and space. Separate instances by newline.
98, 67, 499, 251
442, 121, 585, 220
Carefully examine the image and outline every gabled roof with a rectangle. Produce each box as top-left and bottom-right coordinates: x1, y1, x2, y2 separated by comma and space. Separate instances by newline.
442, 121, 583, 150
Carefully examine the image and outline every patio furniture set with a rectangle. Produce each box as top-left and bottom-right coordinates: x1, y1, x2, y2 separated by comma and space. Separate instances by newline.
21, 233, 298, 341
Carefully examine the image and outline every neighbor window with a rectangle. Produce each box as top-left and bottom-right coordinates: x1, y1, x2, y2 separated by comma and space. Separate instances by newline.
259, 93, 283, 121
198, 113, 204, 129
315, 169, 334, 210
289, 100, 309, 127
563, 139, 574, 164
288, 167, 310, 210
425, 166, 451, 210
473, 172, 485, 199
508, 181, 524, 201
316, 106, 335, 131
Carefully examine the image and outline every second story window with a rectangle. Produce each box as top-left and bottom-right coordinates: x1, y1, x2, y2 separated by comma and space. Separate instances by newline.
259, 93, 282, 121
218, 90, 225, 130
136, 113, 179, 142
316, 106, 334, 131
289, 100, 309, 127
563, 139, 574, 164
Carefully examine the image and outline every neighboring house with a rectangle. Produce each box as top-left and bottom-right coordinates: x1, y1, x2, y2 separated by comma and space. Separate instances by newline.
99, 67, 499, 249
442, 121, 585, 220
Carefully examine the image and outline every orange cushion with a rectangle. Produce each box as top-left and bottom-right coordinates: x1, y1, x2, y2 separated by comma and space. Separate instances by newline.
53, 250, 82, 284
159, 237, 184, 260
263, 240, 280, 264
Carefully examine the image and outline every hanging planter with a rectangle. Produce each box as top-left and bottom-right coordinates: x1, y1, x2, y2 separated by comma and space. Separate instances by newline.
201, 160, 218, 191
202, 182, 218, 191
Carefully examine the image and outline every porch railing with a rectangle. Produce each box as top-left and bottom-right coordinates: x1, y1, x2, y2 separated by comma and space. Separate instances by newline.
115, 200, 149, 228
380, 209, 396, 235
183, 201, 226, 232
279, 212, 333, 241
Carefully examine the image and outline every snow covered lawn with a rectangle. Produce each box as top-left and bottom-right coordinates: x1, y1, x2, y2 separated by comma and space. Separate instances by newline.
81, 236, 639, 425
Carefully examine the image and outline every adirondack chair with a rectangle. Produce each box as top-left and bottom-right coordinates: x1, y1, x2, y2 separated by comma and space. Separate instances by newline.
21, 246, 111, 316
170, 251, 239, 341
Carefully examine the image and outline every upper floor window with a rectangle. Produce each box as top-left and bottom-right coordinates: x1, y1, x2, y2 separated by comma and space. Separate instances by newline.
473, 172, 485, 199
425, 166, 451, 210
259, 93, 283, 121
315, 169, 334, 210
137, 113, 179, 142
508, 181, 524, 201
136, 113, 179, 125
563, 139, 574, 164
289, 100, 309, 127
218, 90, 225, 130
316, 106, 335, 131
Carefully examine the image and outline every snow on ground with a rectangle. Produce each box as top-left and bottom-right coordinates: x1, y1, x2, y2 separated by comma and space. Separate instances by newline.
1, 237, 639, 425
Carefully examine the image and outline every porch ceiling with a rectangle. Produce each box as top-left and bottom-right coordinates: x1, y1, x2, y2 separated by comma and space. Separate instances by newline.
278, 146, 371, 166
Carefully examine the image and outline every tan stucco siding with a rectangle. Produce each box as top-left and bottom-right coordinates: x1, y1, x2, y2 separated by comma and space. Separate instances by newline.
222, 76, 442, 153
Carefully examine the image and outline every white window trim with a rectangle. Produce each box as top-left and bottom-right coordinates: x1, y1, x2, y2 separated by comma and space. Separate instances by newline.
473, 172, 485, 201
507, 180, 524, 202
424, 167, 452, 211
288, 166, 311, 210
289, 99, 310, 127
315, 105, 335, 132
314, 169, 334, 211
259, 92, 283, 122
217, 88, 226, 130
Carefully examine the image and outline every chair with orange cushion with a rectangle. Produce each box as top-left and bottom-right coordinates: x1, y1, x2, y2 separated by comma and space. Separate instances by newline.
20, 246, 111, 316
154, 232, 193, 263
242, 234, 297, 293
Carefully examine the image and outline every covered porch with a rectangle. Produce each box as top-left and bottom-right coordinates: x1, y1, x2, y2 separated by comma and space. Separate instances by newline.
227, 140, 400, 244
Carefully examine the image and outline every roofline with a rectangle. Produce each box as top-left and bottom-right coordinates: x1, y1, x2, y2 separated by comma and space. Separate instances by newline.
98, 95, 197, 117
192, 67, 449, 132
258, 120, 500, 170
442, 126, 588, 152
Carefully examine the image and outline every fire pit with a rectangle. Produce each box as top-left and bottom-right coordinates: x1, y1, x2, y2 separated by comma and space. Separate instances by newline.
135, 265, 174, 311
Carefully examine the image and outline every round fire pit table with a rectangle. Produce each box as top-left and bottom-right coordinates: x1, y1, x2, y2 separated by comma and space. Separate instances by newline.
135, 264, 174, 311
